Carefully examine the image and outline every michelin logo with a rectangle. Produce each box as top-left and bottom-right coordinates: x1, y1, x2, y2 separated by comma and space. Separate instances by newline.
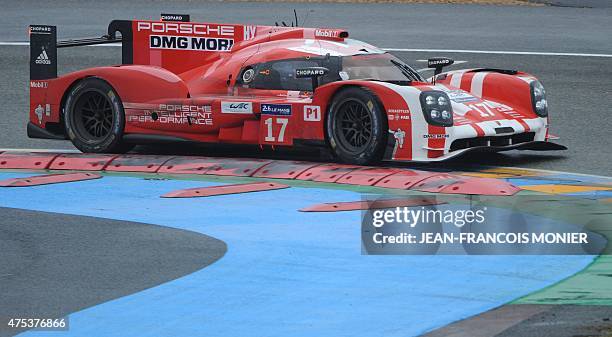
35, 47, 51, 65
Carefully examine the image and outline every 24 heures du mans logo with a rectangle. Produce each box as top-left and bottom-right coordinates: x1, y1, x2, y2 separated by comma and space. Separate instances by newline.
261, 104, 292, 116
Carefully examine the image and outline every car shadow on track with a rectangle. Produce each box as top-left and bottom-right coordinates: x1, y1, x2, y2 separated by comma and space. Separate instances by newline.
132, 143, 567, 173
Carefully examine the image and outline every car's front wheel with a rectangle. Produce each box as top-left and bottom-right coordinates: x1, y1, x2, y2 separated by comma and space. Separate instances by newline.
64, 78, 133, 153
326, 87, 388, 165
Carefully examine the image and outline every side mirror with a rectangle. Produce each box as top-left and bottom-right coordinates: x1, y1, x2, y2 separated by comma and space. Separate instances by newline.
295, 67, 329, 90
427, 57, 454, 83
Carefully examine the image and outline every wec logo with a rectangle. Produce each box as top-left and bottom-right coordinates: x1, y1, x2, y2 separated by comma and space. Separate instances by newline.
221, 102, 253, 114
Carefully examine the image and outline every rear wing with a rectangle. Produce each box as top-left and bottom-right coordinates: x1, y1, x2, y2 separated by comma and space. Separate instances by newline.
30, 14, 349, 80
29, 14, 194, 80
29, 20, 132, 80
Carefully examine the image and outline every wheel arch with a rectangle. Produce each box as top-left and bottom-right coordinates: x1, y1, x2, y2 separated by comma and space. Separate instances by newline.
62, 76, 135, 153
53, 66, 190, 137
59, 76, 113, 134
316, 82, 389, 146
56, 66, 189, 108
76, 65, 190, 103
317, 82, 390, 164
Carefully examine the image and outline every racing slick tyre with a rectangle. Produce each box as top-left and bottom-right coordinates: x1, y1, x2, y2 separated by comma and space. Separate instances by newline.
64, 77, 133, 153
326, 87, 388, 165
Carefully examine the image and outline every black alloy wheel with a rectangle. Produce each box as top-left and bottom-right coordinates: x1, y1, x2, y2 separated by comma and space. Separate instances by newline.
64, 78, 133, 153
326, 87, 387, 165
73, 90, 114, 140
334, 99, 374, 154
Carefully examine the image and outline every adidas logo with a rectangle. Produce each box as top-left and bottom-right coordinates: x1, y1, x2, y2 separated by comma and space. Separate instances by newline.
35, 48, 51, 65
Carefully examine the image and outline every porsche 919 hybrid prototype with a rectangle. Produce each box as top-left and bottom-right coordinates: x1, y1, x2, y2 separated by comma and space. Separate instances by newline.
28, 15, 565, 164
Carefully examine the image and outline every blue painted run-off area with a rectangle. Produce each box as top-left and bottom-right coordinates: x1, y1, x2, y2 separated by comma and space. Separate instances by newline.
0, 172, 593, 337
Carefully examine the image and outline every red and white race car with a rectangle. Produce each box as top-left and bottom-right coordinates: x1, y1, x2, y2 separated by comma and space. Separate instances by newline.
28, 15, 565, 164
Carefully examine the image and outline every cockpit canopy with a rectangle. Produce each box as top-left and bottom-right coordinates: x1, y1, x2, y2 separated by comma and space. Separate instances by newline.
237, 52, 424, 92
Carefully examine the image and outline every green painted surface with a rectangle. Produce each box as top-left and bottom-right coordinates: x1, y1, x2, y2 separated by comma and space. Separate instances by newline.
513, 198, 612, 306
514, 255, 612, 305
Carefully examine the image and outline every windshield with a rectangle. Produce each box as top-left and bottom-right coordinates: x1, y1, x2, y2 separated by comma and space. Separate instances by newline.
340, 54, 424, 83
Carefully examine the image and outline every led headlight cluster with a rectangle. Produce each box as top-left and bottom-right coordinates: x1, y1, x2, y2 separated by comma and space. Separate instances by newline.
530, 80, 548, 117
419, 91, 453, 127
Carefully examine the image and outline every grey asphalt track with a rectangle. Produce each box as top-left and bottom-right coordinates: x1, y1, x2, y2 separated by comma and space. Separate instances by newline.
2, 1, 611, 54
497, 305, 612, 337
1, 1, 611, 175
535, 0, 612, 8
424, 304, 612, 337
0, 207, 227, 337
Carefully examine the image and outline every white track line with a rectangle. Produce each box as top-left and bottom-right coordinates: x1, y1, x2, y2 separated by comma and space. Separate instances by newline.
0, 148, 80, 153
0, 42, 121, 47
0, 42, 28, 46
383, 48, 612, 58
2, 41, 611, 58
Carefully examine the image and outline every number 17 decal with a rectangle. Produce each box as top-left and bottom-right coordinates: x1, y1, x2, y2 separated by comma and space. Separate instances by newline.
471, 103, 496, 117
263, 117, 291, 144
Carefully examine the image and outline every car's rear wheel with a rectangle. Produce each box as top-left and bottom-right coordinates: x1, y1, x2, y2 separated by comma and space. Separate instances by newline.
64, 78, 133, 153
326, 87, 388, 165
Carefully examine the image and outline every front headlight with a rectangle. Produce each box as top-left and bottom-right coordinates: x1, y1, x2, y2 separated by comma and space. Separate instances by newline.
419, 91, 453, 127
530, 81, 548, 117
